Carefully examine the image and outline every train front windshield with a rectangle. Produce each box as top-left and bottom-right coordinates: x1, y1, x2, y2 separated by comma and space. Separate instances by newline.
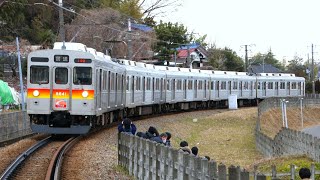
30, 66, 49, 84
73, 67, 92, 85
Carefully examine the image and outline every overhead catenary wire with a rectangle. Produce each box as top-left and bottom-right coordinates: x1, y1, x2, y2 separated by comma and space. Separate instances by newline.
3, 0, 194, 48
48, 0, 192, 46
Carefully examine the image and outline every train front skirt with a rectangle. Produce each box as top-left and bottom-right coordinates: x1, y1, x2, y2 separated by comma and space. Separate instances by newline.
31, 124, 91, 134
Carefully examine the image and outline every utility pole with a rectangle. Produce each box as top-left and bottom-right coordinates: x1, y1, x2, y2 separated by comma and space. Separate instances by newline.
311, 44, 315, 94
241, 44, 254, 72
58, 0, 65, 42
187, 45, 190, 68
174, 51, 177, 67
244, 45, 248, 71
16, 37, 25, 111
127, 18, 132, 60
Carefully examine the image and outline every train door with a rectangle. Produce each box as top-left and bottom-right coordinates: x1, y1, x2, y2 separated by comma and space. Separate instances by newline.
52, 66, 70, 111
121, 75, 124, 106
152, 77, 155, 102
142, 77, 146, 102
217, 81, 220, 98
184, 79, 187, 100
240, 81, 243, 97
287, 82, 290, 96
204, 80, 207, 99
115, 73, 118, 106
275, 82, 279, 96
172, 79, 175, 100
263, 82, 266, 96
250, 81, 253, 97
108, 71, 111, 107
131, 76, 134, 103
194, 80, 197, 99
160, 78, 163, 101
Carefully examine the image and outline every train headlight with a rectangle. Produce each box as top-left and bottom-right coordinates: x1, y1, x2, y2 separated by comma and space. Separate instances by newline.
33, 90, 40, 97
82, 91, 89, 98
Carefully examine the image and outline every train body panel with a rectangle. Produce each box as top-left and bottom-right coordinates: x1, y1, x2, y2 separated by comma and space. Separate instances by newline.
27, 42, 305, 134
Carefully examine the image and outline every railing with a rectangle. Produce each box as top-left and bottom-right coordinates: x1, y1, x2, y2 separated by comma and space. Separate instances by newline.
256, 96, 320, 161
118, 133, 259, 180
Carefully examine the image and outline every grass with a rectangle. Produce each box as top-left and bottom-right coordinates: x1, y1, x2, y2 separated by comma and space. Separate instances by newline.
169, 108, 263, 168
135, 107, 320, 175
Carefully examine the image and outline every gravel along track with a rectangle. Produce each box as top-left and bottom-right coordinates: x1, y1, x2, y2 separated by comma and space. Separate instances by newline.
0, 134, 48, 176
11, 140, 64, 180
62, 109, 228, 180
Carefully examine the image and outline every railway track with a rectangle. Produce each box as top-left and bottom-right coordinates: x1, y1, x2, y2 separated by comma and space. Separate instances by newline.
0, 136, 81, 180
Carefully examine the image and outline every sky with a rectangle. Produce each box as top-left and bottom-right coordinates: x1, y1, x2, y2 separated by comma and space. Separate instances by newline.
156, 0, 320, 64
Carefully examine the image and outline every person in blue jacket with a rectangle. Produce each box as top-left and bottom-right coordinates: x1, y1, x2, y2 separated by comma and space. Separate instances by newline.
118, 118, 137, 135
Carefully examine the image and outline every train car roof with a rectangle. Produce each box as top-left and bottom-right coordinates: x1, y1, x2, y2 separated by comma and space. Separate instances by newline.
53, 42, 87, 52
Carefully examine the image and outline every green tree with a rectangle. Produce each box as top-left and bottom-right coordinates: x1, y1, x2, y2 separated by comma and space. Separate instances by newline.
250, 50, 284, 71
0, 0, 28, 41
119, 0, 143, 19
189, 33, 208, 48
207, 47, 244, 71
286, 55, 305, 77
154, 21, 189, 61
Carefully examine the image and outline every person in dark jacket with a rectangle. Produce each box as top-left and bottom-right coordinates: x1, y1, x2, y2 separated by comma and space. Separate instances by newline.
118, 118, 136, 135
179, 140, 191, 154
299, 168, 311, 180
191, 146, 199, 156
164, 132, 171, 146
150, 133, 168, 144
145, 126, 159, 139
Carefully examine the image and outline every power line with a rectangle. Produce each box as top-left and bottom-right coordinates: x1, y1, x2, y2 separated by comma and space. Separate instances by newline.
3, 0, 194, 49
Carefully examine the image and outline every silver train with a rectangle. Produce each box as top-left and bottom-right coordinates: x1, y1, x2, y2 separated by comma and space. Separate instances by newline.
27, 42, 305, 134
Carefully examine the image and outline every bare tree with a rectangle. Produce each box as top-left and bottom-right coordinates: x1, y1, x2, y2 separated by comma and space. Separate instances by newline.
64, 8, 156, 60
139, 0, 182, 18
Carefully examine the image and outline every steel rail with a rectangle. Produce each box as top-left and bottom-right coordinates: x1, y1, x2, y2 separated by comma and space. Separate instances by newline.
0, 136, 52, 179
45, 136, 81, 180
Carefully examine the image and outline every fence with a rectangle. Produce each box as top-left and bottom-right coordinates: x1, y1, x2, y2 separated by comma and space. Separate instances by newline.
0, 111, 32, 142
256, 96, 320, 161
118, 133, 281, 180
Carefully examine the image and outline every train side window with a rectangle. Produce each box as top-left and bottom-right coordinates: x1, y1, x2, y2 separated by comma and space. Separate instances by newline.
280, 82, 285, 89
55, 67, 68, 84
102, 71, 107, 90
188, 80, 192, 90
257, 82, 261, 89
244, 82, 248, 90
233, 81, 238, 90
262, 82, 266, 90
287, 82, 290, 89
147, 77, 151, 90
198, 81, 202, 90
73, 67, 92, 85
268, 82, 273, 89
292, 82, 297, 89
156, 78, 160, 90
110, 73, 115, 90
30, 66, 49, 84
221, 81, 226, 90
126, 76, 129, 91
167, 79, 170, 90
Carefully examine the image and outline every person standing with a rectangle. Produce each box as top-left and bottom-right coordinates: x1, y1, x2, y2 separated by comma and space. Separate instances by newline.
118, 118, 137, 135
